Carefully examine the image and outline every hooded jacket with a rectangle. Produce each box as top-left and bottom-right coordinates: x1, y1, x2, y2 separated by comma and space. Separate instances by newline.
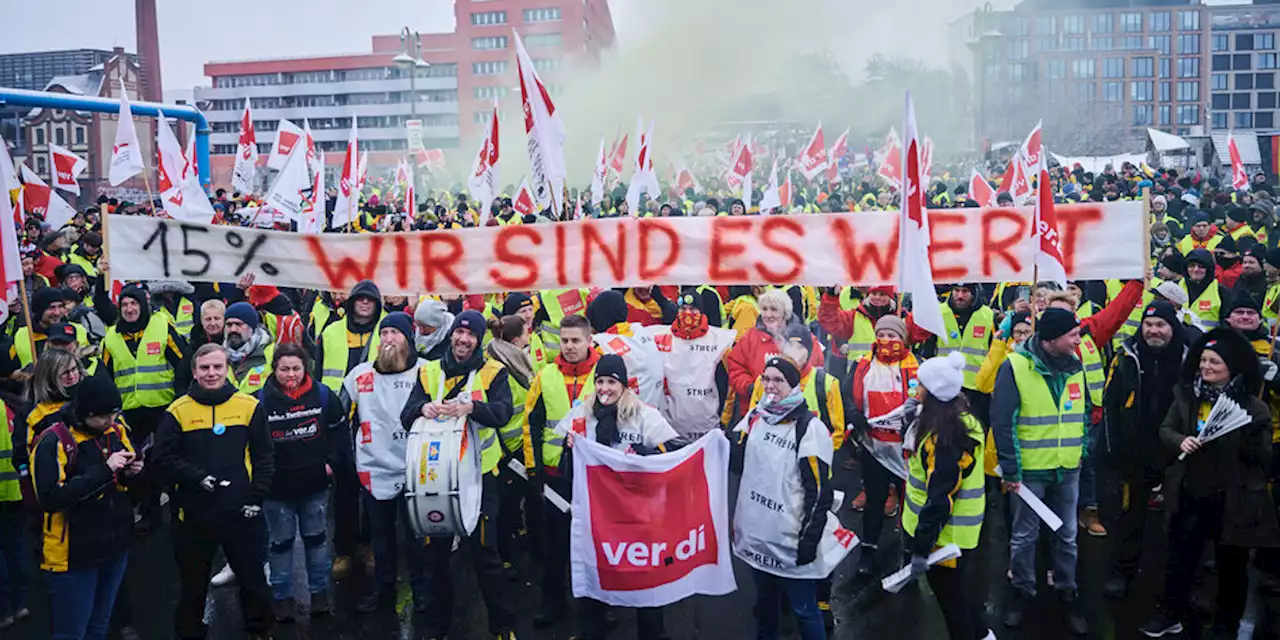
1184, 248, 1227, 310
312, 280, 382, 381
724, 316, 825, 418
101, 286, 191, 395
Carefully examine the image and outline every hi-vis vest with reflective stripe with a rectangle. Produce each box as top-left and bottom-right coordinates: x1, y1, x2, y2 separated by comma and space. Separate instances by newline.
157, 297, 196, 337
68, 251, 100, 280
539, 364, 596, 470
1266, 282, 1280, 326
937, 304, 993, 390
319, 319, 381, 392
501, 374, 529, 456
1079, 333, 1105, 407
15, 325, 89, 368
838, 287, 861, 311
843, 312, 877, 366
538, 289, 587, 358
902, 413, 985, 550
103, 315, 175, 410
421, 359, 505, 474
0, 399, 18, 502
1182, 279, 1223, 329
230, 344, 275, 395
1177, 234, 1223, 255
1007, 352, 1086, 472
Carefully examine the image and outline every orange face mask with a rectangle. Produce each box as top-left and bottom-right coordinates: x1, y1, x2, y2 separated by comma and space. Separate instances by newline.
874, 337, 907, 364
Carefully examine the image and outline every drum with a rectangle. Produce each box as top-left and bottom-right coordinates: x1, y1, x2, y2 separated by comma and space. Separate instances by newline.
404, 415, 483, 537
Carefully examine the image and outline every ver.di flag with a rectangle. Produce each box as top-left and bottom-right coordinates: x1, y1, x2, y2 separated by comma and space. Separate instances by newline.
797, 123, 828, 180
0, 136, 22, 288
570, 430, 736, 607
48, 144, 87, 195
156, 111, 216, 224
514, 29, 567, 214
590, 137, 608, 208
231, 97, 258, 194
827, 129, 849, 184
1033, 126, 1069, 289
969, 169, 996, 208
333, 122, 360, 228
20, 164, 76, 228
468, 100, 500, 223
267, 119, 304, 172
1229, 131, 1249, 190
898, 93, 946, 339
108, 77, 145, 187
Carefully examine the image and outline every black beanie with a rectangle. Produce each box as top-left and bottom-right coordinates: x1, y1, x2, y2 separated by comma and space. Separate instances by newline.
1222, 292, 1262, 319
1218, 233, 1238, 254
378, 312, 415, 346
1142, 300, 1180, 330
764, 355, 802, 387
1228, 204, 1250, 223
1160, 252, 1186, 274
73, 375, 122, 421
502, 292, 533, 316
1037, 308, 1080, 341
586, 290, 628, 333
32, 287, 63, 321
595, 354, 628, 386
1196, 328, 1259, 389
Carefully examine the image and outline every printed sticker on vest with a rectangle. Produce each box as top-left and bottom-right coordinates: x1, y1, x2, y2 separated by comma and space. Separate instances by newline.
558, 290, 584, 316
357, 372, 374, 393
1084, 341, 1096, 354
360, 421, 372, 444
470, 389, 483, 402
607, 337, 631, 356
1067, 382, 1083, 401
1199, 299, 1213, 311
248, 372, 261, 387
146, 341, 162, 356
973, 325, 986, 338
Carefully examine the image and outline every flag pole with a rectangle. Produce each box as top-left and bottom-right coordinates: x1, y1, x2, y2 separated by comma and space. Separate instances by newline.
16, 274, 36, 367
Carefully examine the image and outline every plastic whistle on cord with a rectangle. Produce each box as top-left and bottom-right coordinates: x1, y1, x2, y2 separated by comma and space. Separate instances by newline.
882, 544, 962, 593
994, 466, 1064, 531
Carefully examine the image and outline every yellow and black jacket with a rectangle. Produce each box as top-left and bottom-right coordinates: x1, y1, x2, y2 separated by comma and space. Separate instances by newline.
31, 417, 135, 572
150, 381, 273, 525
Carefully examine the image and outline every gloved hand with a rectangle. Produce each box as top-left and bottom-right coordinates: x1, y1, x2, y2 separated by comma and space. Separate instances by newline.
1262, 358, 1278, 382
796, 545, 817, 567
199, 476, 217, 492
241, 504, 262, 519
910, 554, 929, 577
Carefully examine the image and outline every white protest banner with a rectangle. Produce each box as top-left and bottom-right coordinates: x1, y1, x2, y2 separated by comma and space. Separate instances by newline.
106, 202, 1146, 295
570, 430, 736, 607
406, 119, 425, 153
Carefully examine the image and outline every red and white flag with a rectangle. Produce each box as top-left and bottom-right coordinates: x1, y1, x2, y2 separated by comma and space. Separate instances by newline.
108, 78, 145, 186
514, 29, 567, 214
608, 133, 629, 178
332, 123, 360, 227
797, 123, 828, 180
48, 144, 87, 195
921, 137, 935, 187
302, 119, 319, 177
569, 431, 736, 607
998, 151, 1033, 204
20, 164, 76, 228
402, 163, 416, 218
898, 93, 946, 339
875, 128, 902, 185
729, 134, 754, 211
590, 137, 608, 208
1032, 137, 1069, 289
674, 163, 701, 197
513, 177, 536, 216
759, 159, 784, 213
264, 134, 311, 222
827, 129, 849, 184
157, 111, 216, 224
232, 98, 258, 193
969, 169, 996, 207
183, 125, 198, 182
267, 119, 304, 172
468, 101, 501, 221
302, 149, 325, 233
625, 117, 658, 215
0, 137, 23, 290
1229, 131, 1249, 190
1019, 122, 1044, 178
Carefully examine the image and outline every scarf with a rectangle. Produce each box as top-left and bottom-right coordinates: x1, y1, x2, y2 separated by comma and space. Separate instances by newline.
442, 344, 485, 380
557, 350, 600, 378
226, 326, 270, 365
414, 312, 454, 357
1193, 374, 1246, 405
605, 322, 636, 337
873, 337, 908, 364
281, 375, 314, 401
672, 308, 709, 340
624, 289, 663, 320
593, 400, 620, 446
486, 338, 534, 388
755, 387, 807, 425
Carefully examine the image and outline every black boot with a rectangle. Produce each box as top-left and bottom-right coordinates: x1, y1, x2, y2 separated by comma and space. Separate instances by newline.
1103, 573, 1131, 600
856, 546, 877, 578
1059, 590, 1088, 636
1002, 589, 1031, 628
356, 588, 392, 614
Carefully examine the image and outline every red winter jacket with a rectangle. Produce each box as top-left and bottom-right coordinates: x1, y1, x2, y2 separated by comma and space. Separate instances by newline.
724, 324, 825, 417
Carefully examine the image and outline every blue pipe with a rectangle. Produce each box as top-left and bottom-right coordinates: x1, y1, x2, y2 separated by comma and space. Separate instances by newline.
0, 87, 212, 191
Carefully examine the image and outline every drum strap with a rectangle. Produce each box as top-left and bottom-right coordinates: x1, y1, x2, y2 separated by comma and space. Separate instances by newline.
436, 370, 479, 403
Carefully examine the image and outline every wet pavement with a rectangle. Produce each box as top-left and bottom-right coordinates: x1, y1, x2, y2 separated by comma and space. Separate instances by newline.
10, 453, 1223, 639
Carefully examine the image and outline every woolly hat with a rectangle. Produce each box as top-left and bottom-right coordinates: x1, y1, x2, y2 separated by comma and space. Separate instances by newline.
1160, 252, 1185, 274
73, 374, 122, 421
32, 287, 63, 321
874, 315, 907, 341
502, 292, 533, 316
1142, 300, 1181, 330
586, 290, 628, 333
1037, 308, 1079, 341
414, 299, 449, 328
595, 354, 628, 386
1218, 233, 1238, 254
764, 354, 802, 388
451, 310, 487, 343
917, 352, 966, 402
1189, 328, 1259, 394
224, 301, 259, 330
378, 312, 415, 345
1222, 292, 1262, 319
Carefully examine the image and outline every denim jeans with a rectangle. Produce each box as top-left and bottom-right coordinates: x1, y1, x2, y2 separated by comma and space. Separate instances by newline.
1077, 419, 1103, 509
1010, 468, 1080, 596
0, 502, 28, 617
264, 490, 331, 601
45, 551, 128, 640
752, 570, 826, 640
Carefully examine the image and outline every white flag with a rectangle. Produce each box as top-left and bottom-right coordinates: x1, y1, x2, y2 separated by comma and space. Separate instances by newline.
332, 123, 360, 228
48, 144, 87, 196
108, 77, 145, 186
758, 158, 782, 212
590, 137, 607, 209
729, 133, 754, 212
625, 116, 657, 216
20, 164, 77, 229
514, 29, 567, 214
303, 149, 325, 233
468, 101, 500, 222
264, 138, 310, 221
797, 123, 828, 180
0, 136, 23, 286
157, 112, 215, 224
183, 124, 198, 182
231, 97, 258, 194
898, 93, 946, 339
267, 119, 304, 171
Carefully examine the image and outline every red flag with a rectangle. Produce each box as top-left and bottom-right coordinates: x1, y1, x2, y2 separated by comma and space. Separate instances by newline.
997, 155, 1017, 197
48, 144, 87, 195
898, 94, 945, 338
333, 123, 359, 227
675, 165, 700, 195
1229, 131, 1249, 190
779, 170, 792, 212
232, 97, 258, 193
513, 178, 535, 216
969, 169, 995, 207
875, 129, 902, 184
1033, 149, 1068, 287
609, 134, 629, 176
827, 129, 849, 183
798, 124, 828, 180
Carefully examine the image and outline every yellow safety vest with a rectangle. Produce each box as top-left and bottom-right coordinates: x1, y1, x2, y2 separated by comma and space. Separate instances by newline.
1231, 225, 1257, 242
1177, 234, 1223, 255
1265, 282, 1280, 326
500, 374, 529, 456
421, 359, 506, 474
229, 344, 275, 395
937, 304, 994, 391
67, 250, 100, 280
838, 287, 861, 311
844, 313, 877, 367
156, 297, 196, 338
1181, 279, 1223, 329
318, 317, 382, 392
695, 285, 725, 326
537, 289, 587, 359
538, 364, 596, 470
102, 315, 175, 410
15, 325, 89, 368
0, 398, 18, 503
1007, 352, 1086, 472
310, 299, 339, 336
1079, 333, 1105, 408
902, 413, 985, 550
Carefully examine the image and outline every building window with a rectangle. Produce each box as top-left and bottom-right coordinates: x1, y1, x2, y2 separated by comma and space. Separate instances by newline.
1177, 80, 1199, 102
1131, 81, 1154, 102
1103, 81, 1124, 102
470, 11, 507, 26
1071, 58, 1095, 79
1122, 36, 1143, 50
1009, 39, 1029, 59
1213, 112, 1228, 129
1259, 112, 1275, 129
1214, 54, 1232, 71
472, 61, 508, 76
1149, 35, 1171, 55
1261, 92, 1278, 109
1035, 16, 1055, 36
1236, 111, 1254, 128
1120, 12, 1142, 33
1178, 105, 1200, 125
1261, 34, 1276, 50
1213, 34, 1229, 52
473, 85, 508, 99
1010, 18, 1030, 37
1235, 54, 1253, 70
1160, 58, 1171, 79
1178, 57, 1201, 78
1065, 37, 1086, 52
1160, 81, 1172, 102
1132, 57, 1154, 78
1212, 93, 1231, 110
422, 63, 458, 78
1234, 93, 1252, 110
1075, 82, 1096, 101
1046, 59, 1066, 79
1103, 57, 1124, 78
1260, 53, 1278, 70
1239, 34, 1256, 51
1063, 15, 1085, 35
1151, 11, 1171, 33
523, 8, 562, 22
532, 57, 560, 73
1213, 73, 1229, 90
1092, 36, 1113, 51
522, 33, 562, 48
1133, 105, 1154, 126
1260, 73, 1276, 89
471, 36, 509, 50
474, 110, 491, 124
74, 127, 84, 145
35, 156, 46, 175
1093, 14, 1113, 33
1178, 34, 1200, 55
1178, 10, 1199, 31
1159, 105, 1172, 126
54, 128, 64, 146
1239, 74, 1255, 90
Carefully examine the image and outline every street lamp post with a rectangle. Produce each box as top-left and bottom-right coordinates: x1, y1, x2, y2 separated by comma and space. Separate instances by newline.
395, 27, 430, 144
